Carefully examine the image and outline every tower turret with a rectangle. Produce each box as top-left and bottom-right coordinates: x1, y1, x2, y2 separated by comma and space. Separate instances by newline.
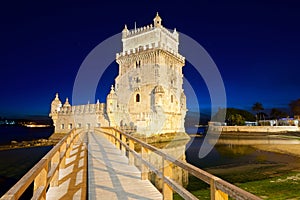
153, 85, 165, 107
50, 93, 62, 114
63, 98, 71, 107
153, 12, 162, 27
106, 85, 118, 126
49, 93, 62, 126
122, 24, 129, 38
106, 85, 118, 113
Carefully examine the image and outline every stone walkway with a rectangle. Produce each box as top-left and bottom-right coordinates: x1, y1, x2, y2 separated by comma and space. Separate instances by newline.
88, 131, 162, 200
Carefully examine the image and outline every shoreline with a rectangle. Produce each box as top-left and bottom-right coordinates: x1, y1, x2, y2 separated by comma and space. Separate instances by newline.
0, 132, 66, 151
252, 144, 300, 158
215, 132, 300, 157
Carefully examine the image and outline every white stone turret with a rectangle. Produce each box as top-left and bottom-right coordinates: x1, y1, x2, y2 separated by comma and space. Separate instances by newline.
153, 85, 165, 107
153, 12, 162, 27
49, 93, 62, 126
106, 85, 118, 126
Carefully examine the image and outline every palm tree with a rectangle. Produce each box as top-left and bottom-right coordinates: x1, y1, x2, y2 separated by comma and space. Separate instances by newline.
252, 102, 264, 122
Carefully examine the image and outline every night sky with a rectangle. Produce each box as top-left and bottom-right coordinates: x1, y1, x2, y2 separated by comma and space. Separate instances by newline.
0, 0, 299, 117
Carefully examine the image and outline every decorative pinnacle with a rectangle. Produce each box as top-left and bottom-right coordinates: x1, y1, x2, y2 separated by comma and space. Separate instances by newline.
123, 24, 128, 31
110, 85, 115, 93
154, 12, 162, 27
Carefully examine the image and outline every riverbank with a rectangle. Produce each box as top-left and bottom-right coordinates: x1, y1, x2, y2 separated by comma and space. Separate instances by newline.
177, 133, 300, 199
0, 132, 66, 151
210, 125, 300, 133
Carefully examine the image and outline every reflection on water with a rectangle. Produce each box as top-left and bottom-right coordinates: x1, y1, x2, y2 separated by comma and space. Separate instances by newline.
185, 133, 300, 170
146, 136, 191, 188
209, 135, 300, 145
0, 146, 52, 197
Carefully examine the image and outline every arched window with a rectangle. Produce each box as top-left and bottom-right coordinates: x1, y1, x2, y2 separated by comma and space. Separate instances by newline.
136, 60, 141, 68
136, 94, 140, 102
171, 95, 174, 103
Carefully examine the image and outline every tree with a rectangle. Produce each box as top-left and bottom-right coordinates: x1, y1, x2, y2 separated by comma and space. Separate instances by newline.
289, 99, 300, 116
252, 102, 264, 121
212, 107, 255, 125
270, 108, 287, 119
229, 114, 245, 125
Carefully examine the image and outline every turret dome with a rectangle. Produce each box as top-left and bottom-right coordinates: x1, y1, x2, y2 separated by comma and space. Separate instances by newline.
154, 85, 165, 93
107, 85, 118, 99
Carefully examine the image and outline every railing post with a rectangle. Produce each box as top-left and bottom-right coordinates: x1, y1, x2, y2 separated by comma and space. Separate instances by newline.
141, 146, 148, 180
110, 129, 114, 144
50, 151, 60, 186
34, 159, 48, 200
163, 159, 173, 200
66, 134, 72, 158
116, 130, 120, 149
121, 134, 127, 155
128, 139, 135, 165
210, 177, 228, 200
60, 141, 67, 169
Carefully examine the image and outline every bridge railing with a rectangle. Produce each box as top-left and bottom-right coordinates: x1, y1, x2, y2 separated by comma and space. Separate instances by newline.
96, 127, 261, 200
0, 128, 83, 200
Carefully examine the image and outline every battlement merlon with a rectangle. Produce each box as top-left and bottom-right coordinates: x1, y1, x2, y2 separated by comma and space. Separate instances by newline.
121, 13, 180, 54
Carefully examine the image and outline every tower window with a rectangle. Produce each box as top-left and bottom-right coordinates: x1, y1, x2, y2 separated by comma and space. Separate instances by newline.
61, 124, 65, 129
136, 60, 141, 68
171, 95, 174, 103
136, 94, 140, 102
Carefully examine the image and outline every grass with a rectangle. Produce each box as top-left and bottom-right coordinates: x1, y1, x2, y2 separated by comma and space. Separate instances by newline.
237, 171, 300, 199
174, 171, 300, 199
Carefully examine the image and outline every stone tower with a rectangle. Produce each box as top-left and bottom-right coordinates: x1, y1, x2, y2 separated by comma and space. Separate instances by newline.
113, 12, 187, 135
49, 13, 188, 137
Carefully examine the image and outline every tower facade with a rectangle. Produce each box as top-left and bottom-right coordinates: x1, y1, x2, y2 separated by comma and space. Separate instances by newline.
113, 13, 187, 135
50, 13, 187, 136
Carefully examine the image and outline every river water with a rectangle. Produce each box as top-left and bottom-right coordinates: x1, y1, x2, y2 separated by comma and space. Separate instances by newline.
0, 126, 54, 197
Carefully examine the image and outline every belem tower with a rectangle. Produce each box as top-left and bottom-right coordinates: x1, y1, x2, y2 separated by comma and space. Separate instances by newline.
50, 13, 188, 137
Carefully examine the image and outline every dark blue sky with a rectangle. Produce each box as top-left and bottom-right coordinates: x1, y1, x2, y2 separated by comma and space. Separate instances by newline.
0, 0, 299, 117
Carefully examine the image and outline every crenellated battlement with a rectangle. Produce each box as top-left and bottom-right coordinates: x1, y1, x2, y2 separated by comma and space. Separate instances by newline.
57, 102, 106, 115
116, 42, 185, 62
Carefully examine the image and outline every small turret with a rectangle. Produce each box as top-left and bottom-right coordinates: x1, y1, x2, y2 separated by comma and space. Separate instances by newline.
153, 12, 162, 27
122, 24, 129, 38
107, 85, 118, 113
50, 93, 62, 114
153, 85, 165, 107
50, 93, 62, 127
63, 98, 71, 107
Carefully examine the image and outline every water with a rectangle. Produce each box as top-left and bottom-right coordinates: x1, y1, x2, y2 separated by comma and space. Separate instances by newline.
186, 136, 260, 168
0, 126, 54, 197
0, 126, 54, 145
185, 129, 300, 184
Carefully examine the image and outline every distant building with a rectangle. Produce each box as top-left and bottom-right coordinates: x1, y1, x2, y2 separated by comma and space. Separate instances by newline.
50, 13, 187, 136
245, 121, 258, 126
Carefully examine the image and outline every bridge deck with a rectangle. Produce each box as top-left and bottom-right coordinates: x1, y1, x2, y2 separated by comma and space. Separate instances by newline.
88, 131, 162, 200
47, 132, 162, 200
47, 132, 88, 200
